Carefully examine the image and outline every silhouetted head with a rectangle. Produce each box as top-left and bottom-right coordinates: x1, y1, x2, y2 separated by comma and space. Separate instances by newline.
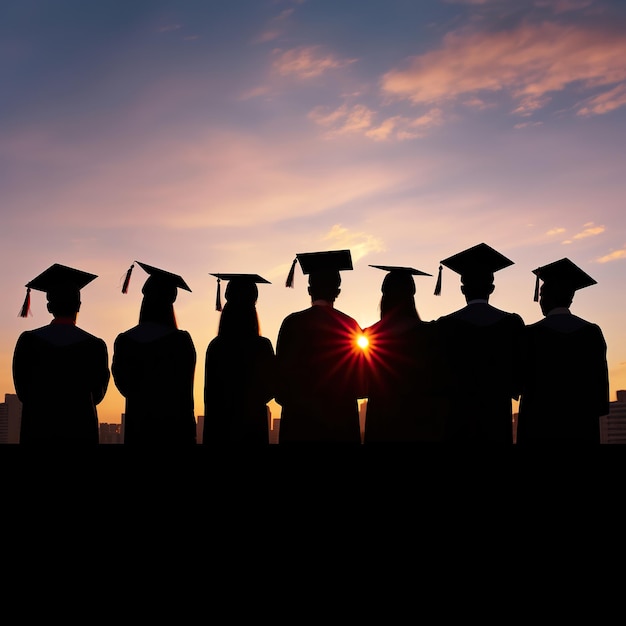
220, 277, 260, 337
224, 278, 258, 306
210, 274, 271, 337
140, 275, 178, 328
142, 274, 178, 303
308, 270, 341, 302
219, 300, 260, 337
382, 271, 416, 298
381, 274, 418, 319
47, 284, 82, 318
539, 282, 574, 316
460, 270, 495, 301
370, 265, 432, 320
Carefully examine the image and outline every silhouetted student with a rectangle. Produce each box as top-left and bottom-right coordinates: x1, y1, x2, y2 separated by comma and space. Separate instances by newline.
516, 258, 609, 444
435, 243, 524, 443
13, 263, 110, 444
112, 261, 197, 445
203, 273, 276, 444
362, 265, 448, 443
276, 249, 366, 443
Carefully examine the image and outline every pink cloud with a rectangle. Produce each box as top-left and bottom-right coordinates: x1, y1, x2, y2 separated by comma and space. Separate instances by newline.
309, 104, 445, 141
577, 83, 626, 116
272, 45, 357, 79
381, 21, 626, 116
597, 248, 626, 263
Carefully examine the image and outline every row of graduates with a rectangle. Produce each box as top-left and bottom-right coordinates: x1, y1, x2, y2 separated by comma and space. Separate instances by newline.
12, 243, 609, 444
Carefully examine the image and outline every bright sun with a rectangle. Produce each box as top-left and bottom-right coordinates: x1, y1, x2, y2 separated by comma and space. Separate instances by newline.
357, 334, 369, 350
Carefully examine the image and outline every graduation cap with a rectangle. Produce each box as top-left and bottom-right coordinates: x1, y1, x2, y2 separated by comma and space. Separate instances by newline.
19, 263, 98, 318
369, 265, 432, 276
370, 265, 432, 295
285, 249, 353, 288
121, 261, 191, 294
209, 273, 271, 312
531, 257, 597, 302
434, 243, 514, 295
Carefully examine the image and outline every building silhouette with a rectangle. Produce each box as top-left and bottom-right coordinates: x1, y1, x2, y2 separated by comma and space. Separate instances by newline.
600, 390, 626, 444
2, 389, 625, 444
0, 394, 22, 444
99, 422, 123, 444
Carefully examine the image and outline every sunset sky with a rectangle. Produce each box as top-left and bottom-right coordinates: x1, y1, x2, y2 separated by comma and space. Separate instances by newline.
2, 0, 625, 426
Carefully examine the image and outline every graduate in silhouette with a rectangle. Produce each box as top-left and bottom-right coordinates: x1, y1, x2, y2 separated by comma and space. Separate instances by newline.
516, 258, 609, 444
112, 261, 197, 445
203, 273, 276, 444
13, 263, 110, 444
362, 265, 448, 443
276, 249, 366, 443
434, 243, 525, 443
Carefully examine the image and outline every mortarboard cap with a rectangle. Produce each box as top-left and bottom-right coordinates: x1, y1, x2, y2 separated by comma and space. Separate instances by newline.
434, 243, 514, 295
370, 264, 432, 297
209, 273, 271, 311
531, 257, 597, 302
285, 249, 353, 288
121, 261, 191, 294
19, 263, 98, 318
369, 265, 432, 276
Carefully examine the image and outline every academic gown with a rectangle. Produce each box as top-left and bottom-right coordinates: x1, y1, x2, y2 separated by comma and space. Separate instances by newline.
112, 323, 197, 444
517, 312, 609, 444
362, 316, 449, 443
436, 303, 525, 443
275, 304, 366, 443
203, 334, 276, 444
13, 322, 110, 444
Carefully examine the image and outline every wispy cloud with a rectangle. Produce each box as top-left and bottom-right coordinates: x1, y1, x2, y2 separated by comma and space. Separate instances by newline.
514, 120, 544, 129
561, 221, 605, 244
380, 21, 626, 118
597, 247, 626, 263
253, 8, 295, 44
577, 83, 626, 116
272, 45, 357, 78
547, 227, 566, 235
572, 222, 605, 239
309, 104, 445, 141
238, 85, 272, 100
323, 224, 385, 263
309, 104, 375, 135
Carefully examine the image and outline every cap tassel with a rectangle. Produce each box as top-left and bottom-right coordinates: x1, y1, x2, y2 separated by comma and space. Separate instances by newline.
285, 258, 297, 288
18, 287, 31, 318
433, 265, 443, 296
533, 274, 540, 302
122, 263, 134, 294
215, 278, 222, 312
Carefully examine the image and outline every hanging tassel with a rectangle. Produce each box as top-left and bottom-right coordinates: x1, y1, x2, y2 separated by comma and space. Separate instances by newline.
122, 263, 134, 294
285, 257, 297, 288
215, 278, 222, 312
433, 265, 443, 296
18, 287, 31, 318
533, 273, 540, 302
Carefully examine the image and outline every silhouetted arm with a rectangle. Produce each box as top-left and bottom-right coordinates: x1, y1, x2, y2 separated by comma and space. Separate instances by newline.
90, 337, 111, 405
12, 332, 33, 403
